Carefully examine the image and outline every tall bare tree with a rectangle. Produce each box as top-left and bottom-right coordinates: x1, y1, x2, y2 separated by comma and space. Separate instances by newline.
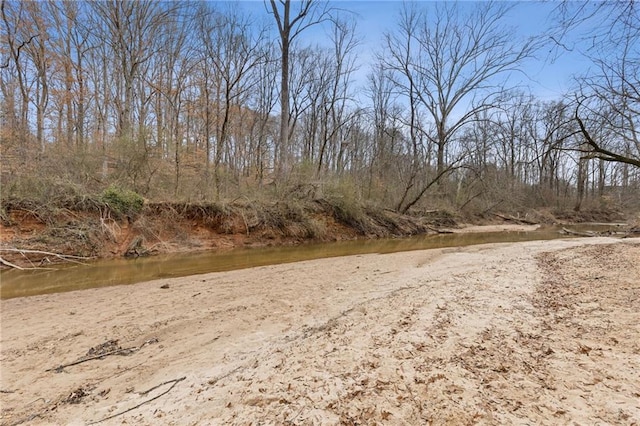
91, 0, 174, 142
247, 43, 279, 182
379, 2, 536, 212
48, 1, 91, 150
321, 17, 359, 175
208, 8, 265, 197
267, 0, 331, 177
1, 0, 38, 163
414, 2, 535, 175
379, 3, 431, 212
552, 2, 640, 169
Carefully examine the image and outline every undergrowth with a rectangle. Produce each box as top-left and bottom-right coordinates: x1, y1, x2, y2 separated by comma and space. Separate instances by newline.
100, 186, 144, 219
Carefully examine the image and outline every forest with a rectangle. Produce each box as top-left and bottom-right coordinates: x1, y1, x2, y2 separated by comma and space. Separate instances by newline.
3, 3, 640, 424
1, 0, 639, 218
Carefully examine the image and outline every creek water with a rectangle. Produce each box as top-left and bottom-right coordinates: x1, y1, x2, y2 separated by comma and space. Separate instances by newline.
0, 224, 626, 299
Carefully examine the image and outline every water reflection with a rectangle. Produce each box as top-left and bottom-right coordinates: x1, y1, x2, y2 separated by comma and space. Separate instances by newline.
0, 224, 624, 299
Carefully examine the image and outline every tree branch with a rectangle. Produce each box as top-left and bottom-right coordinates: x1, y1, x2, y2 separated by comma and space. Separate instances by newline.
88, 377, 186, 425
0, 248, 93, 265
574, 108, 640, 168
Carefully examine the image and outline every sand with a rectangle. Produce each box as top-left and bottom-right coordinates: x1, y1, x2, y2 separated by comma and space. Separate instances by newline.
1, 235, 639, 425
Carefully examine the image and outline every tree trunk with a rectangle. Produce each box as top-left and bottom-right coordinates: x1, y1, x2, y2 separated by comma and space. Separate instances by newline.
574, 156, 587, 211
278, 36, 290, 177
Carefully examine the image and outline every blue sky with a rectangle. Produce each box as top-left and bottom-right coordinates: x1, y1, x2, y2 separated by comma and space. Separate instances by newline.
234, 1, 591, 101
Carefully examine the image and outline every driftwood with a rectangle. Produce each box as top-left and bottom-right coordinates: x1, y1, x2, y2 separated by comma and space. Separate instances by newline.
0, 256, 57, 271
6, 411, 45, 426
425, 225, 454, 234
0, 248, 93, 268
87, 376, 186, 425
46, 348, 134, 373
561, 227, 596, 237
46, 338, 158, 373
493, 213, 538, 225
561, 226, 640, 238
0, 256, 29, 270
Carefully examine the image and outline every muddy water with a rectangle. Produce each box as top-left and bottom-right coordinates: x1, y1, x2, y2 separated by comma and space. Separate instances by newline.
0, 224, 626, 299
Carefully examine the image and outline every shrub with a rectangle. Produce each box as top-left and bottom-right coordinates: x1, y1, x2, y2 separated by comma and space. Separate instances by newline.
101, 186, 144, 218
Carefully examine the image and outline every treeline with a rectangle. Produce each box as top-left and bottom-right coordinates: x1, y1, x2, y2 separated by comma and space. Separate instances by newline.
1, 1, 638, 214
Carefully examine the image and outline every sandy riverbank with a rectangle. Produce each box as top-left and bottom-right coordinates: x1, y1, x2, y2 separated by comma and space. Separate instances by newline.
1, 235, 639, 425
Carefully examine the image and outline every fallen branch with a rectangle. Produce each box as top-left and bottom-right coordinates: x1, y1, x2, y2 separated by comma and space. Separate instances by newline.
46, 349, 133, 372
207, 366, 243, 387
0, 248, 93, 265
0, 255, 56, 271
493, 213, 538, 225
0, 256, 23, 270
425, 225, 454, 234
139, 377, 185, 397
88, 376, 186, 425
46, 338, 158, 373
7, 411, 45, 426
560, 227, 596, 237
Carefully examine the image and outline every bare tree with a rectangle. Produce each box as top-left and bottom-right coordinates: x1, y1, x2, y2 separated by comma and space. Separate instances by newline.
266, 0, 332, 177
414, 2, 535, 175
152, 5, 194, 197
365, 63, 403, 202
525, 100, 575, 204
91, 0, 174, 142
1, 0, 37, 162
317, 17, 359, 175
378, 2, 536, 212
210, 9, 265, 197
22, 2, 50, 155
378, 3, 432, 212
292, 17, 359, 176
246, 43, 279, 182
492, 91, 536, 188
552, 2, 640, 169
573, 33, 640, 169
48, 1, 91, 150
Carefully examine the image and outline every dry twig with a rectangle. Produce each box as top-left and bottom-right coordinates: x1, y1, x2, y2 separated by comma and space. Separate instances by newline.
6, 411, 45, 426
87, 376, 186, 425
46, 338, 158, 373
